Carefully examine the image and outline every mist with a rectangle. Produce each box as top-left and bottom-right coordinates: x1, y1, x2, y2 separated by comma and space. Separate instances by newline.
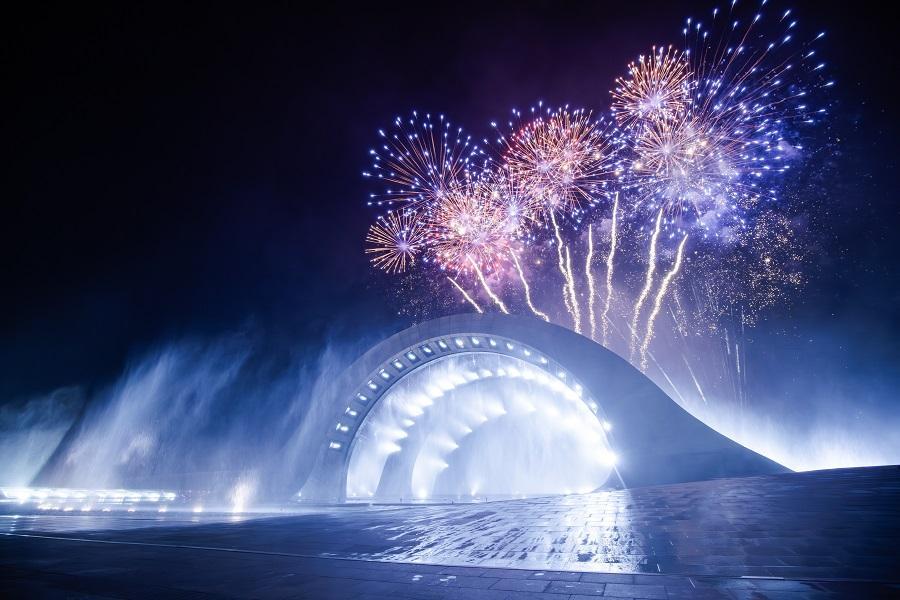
1, 326, 381, 508
3, 315, 898, 508
0, 388, 83, 486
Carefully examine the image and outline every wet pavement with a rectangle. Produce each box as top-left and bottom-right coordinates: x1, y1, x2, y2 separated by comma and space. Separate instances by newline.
2, 466, 899, 598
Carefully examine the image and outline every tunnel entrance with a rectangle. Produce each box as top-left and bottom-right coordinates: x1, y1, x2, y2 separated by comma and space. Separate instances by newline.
346, 352, 616, 502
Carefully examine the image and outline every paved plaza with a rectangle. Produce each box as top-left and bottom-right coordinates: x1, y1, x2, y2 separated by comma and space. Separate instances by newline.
2, 466, 899, 598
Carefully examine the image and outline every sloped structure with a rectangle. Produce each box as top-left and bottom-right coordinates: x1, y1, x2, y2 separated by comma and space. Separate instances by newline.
301, 314, 786, 502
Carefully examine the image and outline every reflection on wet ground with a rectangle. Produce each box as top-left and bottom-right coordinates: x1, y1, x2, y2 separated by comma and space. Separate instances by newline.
2, 466, 899, 598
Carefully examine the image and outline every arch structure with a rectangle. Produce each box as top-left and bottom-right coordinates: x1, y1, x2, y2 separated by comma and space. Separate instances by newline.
300, 314, 786, 503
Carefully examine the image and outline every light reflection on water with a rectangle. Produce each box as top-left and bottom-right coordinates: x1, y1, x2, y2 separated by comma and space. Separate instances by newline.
0, 493, 648, 572
361, 490, 646, 572
3, 468, 895, 581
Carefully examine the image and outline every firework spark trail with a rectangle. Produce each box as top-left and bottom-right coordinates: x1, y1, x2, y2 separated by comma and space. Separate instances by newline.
550, 211, 577, 330
683, 354, 708, 406
586, 224, 597, 340
630, 209, 663, 359
601, 192, 619, 346
510, 250, 549, 322
640, 234, 688, 369
645, 346, 688, 406
606, 315, 689, 407
447, 276, 482, 313
565, 245, 581, 334
468, 256, 509, 314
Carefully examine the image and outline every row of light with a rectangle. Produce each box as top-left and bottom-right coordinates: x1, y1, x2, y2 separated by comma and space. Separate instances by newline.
0, 487, 181, 512
0, 486, 178, 504
23, 504, 169, 513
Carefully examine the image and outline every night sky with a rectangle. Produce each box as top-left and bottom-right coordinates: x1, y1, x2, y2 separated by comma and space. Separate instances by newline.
3, 0, 898, 448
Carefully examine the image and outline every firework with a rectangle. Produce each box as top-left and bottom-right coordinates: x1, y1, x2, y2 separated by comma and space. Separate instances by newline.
611, 45, 690, 129
682, 5, 830, 134
486, 166, 542, 235
691, 211, 806, 327
631, 115, 742, 225
358, 0, 830, 407
365, 209, 427, 273
618, 3, 831, 235
498, 106, 620, 218
364, 112, 483, 208
428, 181, 512, 274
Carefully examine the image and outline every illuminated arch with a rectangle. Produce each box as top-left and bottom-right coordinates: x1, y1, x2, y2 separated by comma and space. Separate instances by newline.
300, 314, 786, 502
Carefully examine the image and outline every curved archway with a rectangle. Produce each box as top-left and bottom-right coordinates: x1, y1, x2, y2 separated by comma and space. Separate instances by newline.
346, 350, 617, 501
300, 314, 786, 502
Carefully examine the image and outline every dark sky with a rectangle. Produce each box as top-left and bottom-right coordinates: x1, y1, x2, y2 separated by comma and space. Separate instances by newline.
3, 1, 898, 406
